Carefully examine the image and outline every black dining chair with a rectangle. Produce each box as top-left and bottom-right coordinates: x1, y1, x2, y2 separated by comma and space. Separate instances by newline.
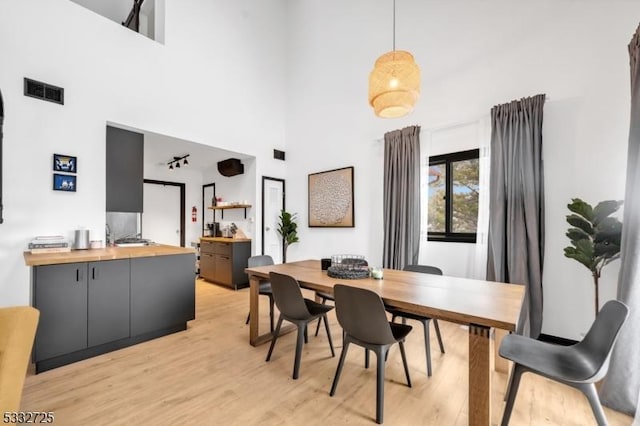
499, 300, 629, 426
245, 255, 276, 333
385, 264, 445, 376
330, 284, 413, 424
266, 272, 335, 380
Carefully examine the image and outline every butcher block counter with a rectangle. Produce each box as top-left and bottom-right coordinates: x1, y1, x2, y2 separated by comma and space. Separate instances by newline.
24, 244, 196, 373
24, 244, 195, 266
199, 237, 251, 289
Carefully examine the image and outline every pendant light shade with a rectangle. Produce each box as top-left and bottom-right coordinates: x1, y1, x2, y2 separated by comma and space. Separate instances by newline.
368, 50, 420, 118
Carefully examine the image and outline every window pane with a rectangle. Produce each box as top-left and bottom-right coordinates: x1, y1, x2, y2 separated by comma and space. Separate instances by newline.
427, 164, 446, 232
451, 158, 479, 233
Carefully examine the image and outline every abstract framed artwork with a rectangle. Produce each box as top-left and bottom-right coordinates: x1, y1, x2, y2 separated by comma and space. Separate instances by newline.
53, 173, 76, 192
308, 166, 354, 227
53, 153, 77, 173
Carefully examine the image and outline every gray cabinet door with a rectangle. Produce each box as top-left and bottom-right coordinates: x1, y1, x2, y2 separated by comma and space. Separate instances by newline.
88, 259, 131, 346
33, 263, 88, 361
130, 253, 195, 335
106, 126, 144, 212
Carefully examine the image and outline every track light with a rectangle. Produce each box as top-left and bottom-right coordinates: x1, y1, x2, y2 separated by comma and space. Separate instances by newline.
167, 154, 190, 170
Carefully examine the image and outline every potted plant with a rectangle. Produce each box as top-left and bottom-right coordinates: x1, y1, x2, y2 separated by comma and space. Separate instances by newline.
564, 198, 623, 316
277, 209, 299, 263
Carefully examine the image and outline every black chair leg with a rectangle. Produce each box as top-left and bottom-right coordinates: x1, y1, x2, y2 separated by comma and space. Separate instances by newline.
501, 364, 524, 426
315, 296, 327, 337
245, 311, 250, 325
269, 296, 275, 333
579, 383, 608, 426
375, 347, 386, 424
330, 340, 350, 396
323, 314, 335, 357
304, 324, 308, 344
293, 324, 305, 380
433, 319, 445, 353
365, 348, 370, 368
422, 319, 433, 377
398, 341, 412, 388
266, 315, 284, 362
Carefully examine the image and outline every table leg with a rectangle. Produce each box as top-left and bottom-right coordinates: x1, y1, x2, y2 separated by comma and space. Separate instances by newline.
249, 275, 261, 346
469, 324, 491, 425
494, 329, 509, 374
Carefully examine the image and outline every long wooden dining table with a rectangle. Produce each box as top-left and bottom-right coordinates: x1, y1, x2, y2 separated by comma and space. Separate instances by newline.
244, 259, 524, 425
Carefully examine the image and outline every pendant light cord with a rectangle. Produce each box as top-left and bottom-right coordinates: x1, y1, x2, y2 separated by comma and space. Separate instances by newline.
392, 0, 396, 51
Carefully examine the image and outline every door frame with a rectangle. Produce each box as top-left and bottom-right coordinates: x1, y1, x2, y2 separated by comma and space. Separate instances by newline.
201, 183, 216, 236
261, 176, 285, 257
143, 179, 186, 247
0, 89, 4, 224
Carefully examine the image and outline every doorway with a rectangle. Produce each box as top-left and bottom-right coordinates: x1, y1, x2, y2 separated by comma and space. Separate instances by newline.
262, 176, 285, 263
0, 89, 4, 224
143, 179, 185, 246
201, 183, 216, 236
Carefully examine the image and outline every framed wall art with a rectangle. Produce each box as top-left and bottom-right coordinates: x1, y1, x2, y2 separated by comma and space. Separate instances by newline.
53, 173, 76, 192
308, 166, 354, 227
53, 153, 77, 173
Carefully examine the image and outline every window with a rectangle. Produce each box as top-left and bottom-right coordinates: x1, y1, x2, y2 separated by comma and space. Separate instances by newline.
427, 149, 479, 243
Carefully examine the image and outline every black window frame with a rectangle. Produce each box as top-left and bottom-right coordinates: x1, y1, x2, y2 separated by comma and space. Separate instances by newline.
427, 148, 479, 243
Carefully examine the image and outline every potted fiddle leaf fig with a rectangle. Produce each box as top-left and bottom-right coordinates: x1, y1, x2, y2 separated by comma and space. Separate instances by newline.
564, 198, 623, 316
277, 209, 299, 263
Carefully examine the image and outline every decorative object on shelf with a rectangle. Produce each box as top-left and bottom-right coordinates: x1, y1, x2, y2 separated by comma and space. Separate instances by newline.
368, 0, 420, 118
53, 153, 76, 173
28, 235, 70, 254
327, 255, 369, 279
168, 154, 190, 170
277, 209, 299, 263
53, 173, 76, 192
564, 198, 623, 316
308, 166, 354, 228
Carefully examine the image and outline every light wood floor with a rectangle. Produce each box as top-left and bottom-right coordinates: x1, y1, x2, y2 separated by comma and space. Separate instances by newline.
21, 279, 632, 426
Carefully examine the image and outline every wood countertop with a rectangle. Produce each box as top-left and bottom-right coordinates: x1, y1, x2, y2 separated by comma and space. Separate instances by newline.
24, 244, 196, 266
199, 237, 251, 243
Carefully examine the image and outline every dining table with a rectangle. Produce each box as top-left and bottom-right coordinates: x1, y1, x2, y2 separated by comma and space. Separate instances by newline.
244, 259, 524, 426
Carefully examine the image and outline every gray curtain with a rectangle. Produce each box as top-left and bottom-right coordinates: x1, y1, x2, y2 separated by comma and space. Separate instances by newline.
383, 126, 421, 269
487, 94, 545, 338
600, 24, 640, 419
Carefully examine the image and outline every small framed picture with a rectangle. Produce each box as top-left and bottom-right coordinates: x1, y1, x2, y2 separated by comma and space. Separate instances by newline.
53, 173, 76, 192
53, 153, 77, 173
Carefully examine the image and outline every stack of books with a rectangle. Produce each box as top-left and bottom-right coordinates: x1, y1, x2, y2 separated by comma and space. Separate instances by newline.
29, 236, 71, 254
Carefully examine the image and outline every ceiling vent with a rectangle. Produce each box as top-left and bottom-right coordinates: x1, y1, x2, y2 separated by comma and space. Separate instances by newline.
217, 158, 244, 177
24, 78, 64, 105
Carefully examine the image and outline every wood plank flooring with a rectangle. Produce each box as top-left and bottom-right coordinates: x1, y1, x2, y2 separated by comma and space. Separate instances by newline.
21, 279, 632, 425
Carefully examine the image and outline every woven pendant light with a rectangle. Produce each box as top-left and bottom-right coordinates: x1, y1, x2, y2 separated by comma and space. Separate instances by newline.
368, 0, 420, 118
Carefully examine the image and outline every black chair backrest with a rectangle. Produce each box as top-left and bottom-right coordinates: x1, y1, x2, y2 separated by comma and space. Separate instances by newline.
269, 272, 310, 320
334, 284, 396, 345
575, 299, 629, 381
403, 264, 443, 275
248, 255, 274, 268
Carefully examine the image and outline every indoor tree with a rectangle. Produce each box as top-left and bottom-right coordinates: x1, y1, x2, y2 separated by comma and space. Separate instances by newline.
277, 209, 299, 263
564, 198, 623, 316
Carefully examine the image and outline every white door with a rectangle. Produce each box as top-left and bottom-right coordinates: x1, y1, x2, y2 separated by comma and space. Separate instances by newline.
262, 178, 284, 264
143, 183, 181, 246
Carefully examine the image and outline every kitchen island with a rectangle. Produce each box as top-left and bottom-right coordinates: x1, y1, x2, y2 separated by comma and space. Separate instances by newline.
199, 237, 251, 289
24, 245, 196, 373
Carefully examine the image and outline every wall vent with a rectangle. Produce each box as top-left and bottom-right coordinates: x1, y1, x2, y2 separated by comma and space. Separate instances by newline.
24, 78, 64, 105
273, 149, 285, 161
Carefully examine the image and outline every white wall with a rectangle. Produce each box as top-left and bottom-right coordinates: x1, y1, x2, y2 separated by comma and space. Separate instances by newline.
0, 0, 287, 306
284, 0, 638, 339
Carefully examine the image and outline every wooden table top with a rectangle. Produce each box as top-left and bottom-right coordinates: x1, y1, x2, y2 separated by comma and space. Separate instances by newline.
24, 244, 196, 266
245, 259, 524, 331
199, 237, 251, 243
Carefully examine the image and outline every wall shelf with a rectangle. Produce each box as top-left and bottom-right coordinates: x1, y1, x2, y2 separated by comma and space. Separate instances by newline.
207, 204, 252, 220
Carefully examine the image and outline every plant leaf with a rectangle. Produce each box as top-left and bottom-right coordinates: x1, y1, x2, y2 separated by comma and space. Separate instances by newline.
566, 227, 590, 243
593, 200, 623, 226
567, 198, 594, 221
566, 214, 594, 235
564, 246, 595, 271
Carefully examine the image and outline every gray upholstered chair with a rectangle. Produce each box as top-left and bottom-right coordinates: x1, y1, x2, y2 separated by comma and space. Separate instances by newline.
499, 300, 629, 426
266, 272, 335, 379
385, 264, 445, 376
330, 284, 412, 424
245, 255, 275, 332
